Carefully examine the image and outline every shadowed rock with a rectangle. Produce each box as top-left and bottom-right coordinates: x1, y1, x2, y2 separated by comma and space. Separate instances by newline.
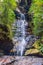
0, 24, 14, 55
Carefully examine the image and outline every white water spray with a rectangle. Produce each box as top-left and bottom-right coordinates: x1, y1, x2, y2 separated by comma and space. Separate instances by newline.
16, 13, 27, 56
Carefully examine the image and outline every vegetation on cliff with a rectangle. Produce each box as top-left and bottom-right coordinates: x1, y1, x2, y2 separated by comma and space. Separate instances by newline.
0, 0, 17, 54
27, 0, 43, 55
0, 0, 17, 38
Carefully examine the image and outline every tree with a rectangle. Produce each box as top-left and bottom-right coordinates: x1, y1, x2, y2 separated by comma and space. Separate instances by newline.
0, 0, 17, 54
29, 0, 43, 55
29, 0, 43, 38
0, 0, 17, 38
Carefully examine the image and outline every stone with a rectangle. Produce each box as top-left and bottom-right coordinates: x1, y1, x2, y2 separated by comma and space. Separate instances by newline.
32, 63, 42, 65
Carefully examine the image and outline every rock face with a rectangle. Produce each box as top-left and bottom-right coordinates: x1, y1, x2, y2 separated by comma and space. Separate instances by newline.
0, 38, 14, 55
0, 24, 14, 55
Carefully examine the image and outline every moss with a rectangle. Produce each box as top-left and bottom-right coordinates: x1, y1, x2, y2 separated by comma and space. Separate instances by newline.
25, 49, 39, 56
33, 40, 43, 55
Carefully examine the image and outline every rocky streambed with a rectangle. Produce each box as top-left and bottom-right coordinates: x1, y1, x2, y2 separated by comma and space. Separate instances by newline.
0, 56, 43, 65
14, 57, 43, 65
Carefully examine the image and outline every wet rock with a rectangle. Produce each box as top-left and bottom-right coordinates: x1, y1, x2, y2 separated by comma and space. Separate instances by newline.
26, 35, 37, 46
14, 57, 43, 65
0, 56, 43, 65
0, 56, 15, 65
32, 63, 42, 65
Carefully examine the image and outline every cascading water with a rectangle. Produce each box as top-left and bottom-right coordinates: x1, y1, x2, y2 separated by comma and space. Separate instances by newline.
14, 13, 27, 56
13, 12, 36, 56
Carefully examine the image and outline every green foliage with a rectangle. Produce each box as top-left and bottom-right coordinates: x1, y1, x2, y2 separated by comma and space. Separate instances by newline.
29, 0, 43, 37
29, 0, 43, 55
33, 40, 43, 54
39, 43, 43, 54
0, 0, 17, 38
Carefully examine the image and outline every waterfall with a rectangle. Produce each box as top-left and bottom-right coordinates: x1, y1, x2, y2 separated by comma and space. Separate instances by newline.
14, 12, 27, 56
13, 12, 36, 56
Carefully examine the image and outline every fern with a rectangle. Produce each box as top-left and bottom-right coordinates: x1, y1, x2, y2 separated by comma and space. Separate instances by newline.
0, 0, 17, 38
29, 0, 43, 37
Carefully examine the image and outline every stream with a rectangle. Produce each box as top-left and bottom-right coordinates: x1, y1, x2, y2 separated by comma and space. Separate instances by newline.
12, 9, 37, 56
14, 12, 28, 56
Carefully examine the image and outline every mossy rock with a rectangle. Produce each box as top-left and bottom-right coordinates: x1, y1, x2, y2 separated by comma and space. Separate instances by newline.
25, 40, 43, 56
25, 49, 39, 56
33, 40, 41, 49
33, 40, 43, 55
